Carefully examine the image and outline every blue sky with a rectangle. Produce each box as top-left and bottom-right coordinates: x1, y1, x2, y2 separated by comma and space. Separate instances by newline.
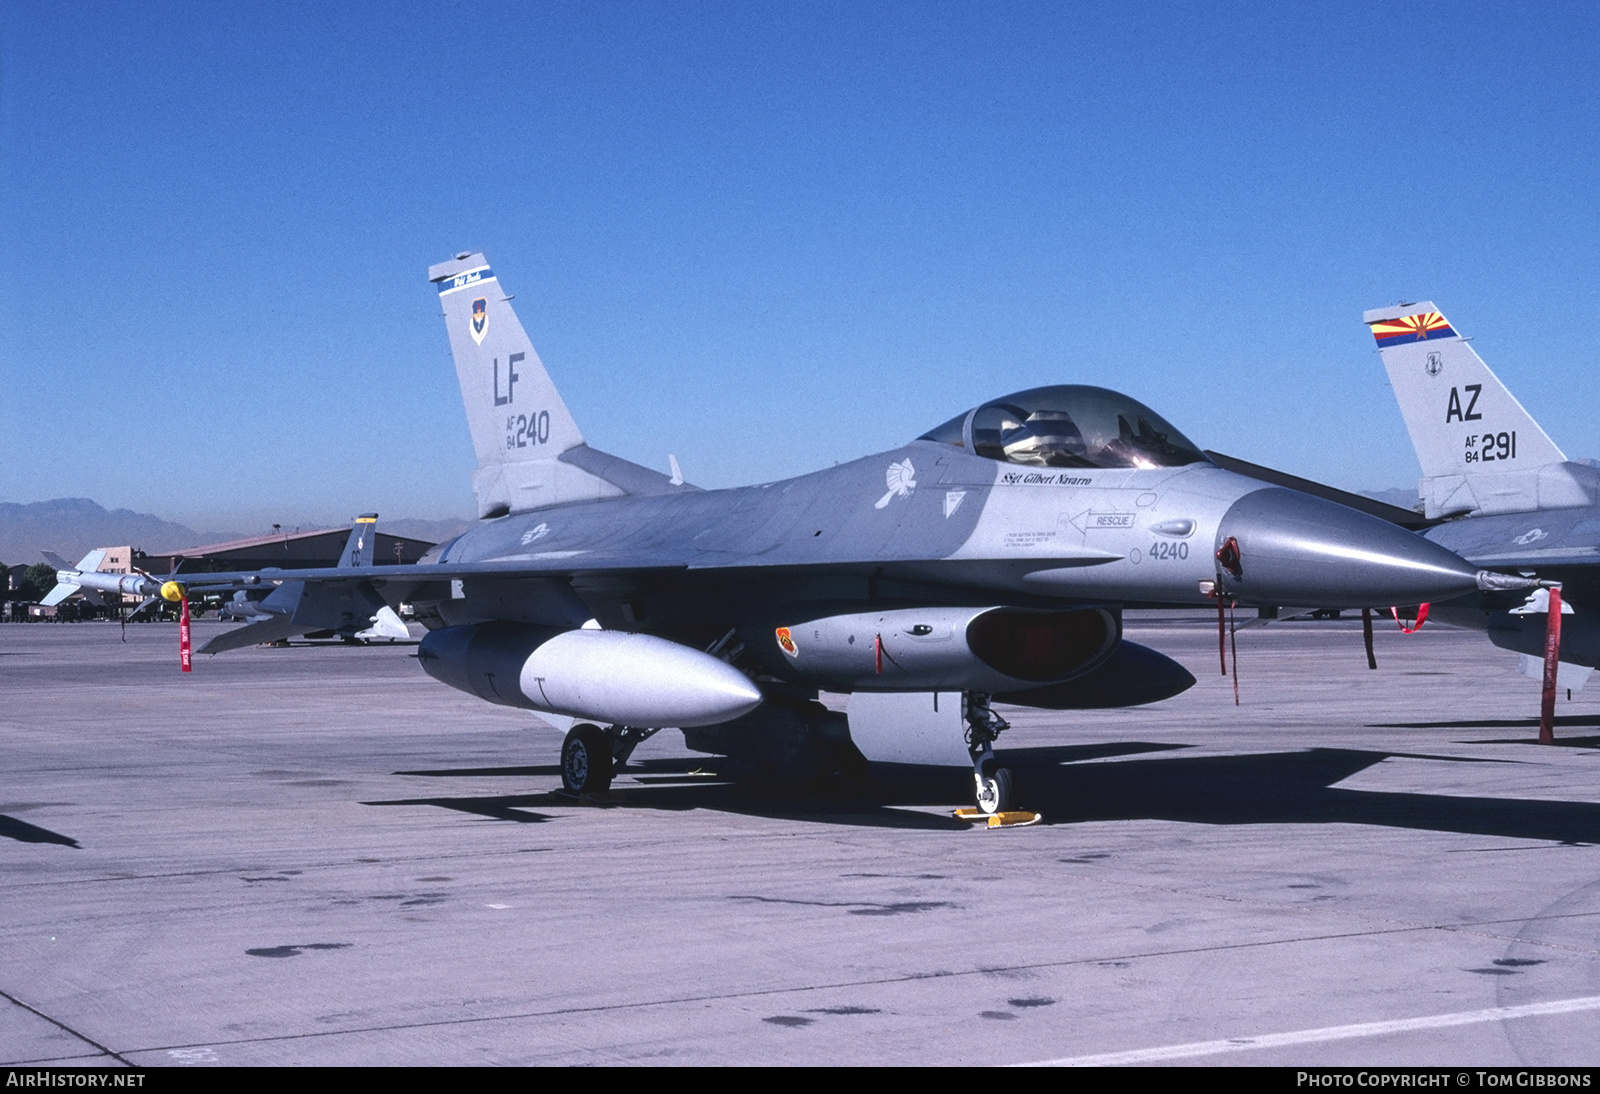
3, 1, 1598, 530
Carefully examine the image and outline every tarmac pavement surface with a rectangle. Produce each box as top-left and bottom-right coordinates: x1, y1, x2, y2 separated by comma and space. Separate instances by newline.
4, 615, 1600, 1066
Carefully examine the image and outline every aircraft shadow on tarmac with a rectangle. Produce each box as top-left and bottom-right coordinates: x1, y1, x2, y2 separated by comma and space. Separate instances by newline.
1370, 714, 1600, 749
373, 743, 1182, 831
0, 814, 79, 848
366, 740, 1600, 843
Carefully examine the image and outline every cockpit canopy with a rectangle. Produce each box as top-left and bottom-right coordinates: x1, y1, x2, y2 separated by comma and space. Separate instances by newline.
919, 385, 1211, 471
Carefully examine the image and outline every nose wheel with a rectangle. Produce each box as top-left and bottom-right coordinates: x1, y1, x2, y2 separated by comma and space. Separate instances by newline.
965, 692, 1014, 815
974, 765, 1014, 815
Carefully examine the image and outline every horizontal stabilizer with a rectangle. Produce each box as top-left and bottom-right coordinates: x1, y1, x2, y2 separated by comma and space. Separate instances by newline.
1519, 654, 1592, 692
200, 614, 305, 654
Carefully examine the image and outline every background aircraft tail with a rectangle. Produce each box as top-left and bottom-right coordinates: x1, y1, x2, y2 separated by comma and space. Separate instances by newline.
429, 253, 691, 519
1364, 302, 1589, 518
337, 513, 379, 568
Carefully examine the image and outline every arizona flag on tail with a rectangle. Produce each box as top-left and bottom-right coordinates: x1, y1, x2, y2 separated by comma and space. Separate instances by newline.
1367, 309, 1455, 346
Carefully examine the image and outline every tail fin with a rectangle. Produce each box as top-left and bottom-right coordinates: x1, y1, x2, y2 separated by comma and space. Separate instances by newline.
1364, 302, 1589, 518
337, 514, 379, 568
39, 549, 106, 607
429, 253, 690, 518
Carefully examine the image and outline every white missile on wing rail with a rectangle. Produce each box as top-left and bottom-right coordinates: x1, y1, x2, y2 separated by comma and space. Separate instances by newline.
417, 623, 765, 728
39, 551, 167, 607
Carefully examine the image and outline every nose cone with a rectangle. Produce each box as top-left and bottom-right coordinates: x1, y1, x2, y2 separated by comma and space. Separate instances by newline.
1216, 488, 1478, 608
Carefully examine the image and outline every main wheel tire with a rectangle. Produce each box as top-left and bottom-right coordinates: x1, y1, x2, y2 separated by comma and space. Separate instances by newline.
561, 724, 614, 794
974, 766, 1014, 815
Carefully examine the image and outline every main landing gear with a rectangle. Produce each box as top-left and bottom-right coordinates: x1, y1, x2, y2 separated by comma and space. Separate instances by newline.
560, 723, 660, 795
964, 692, 1013, 815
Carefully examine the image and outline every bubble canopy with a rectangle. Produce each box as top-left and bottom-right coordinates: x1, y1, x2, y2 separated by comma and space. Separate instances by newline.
918, 385, 1211, 471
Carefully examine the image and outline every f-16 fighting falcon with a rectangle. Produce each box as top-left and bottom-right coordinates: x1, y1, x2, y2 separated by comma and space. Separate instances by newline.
48, 255, 1501, 815
1366, 302, 1600, 689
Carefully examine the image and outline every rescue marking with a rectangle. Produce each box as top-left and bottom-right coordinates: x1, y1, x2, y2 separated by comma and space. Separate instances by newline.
1069, 510, 1136, 534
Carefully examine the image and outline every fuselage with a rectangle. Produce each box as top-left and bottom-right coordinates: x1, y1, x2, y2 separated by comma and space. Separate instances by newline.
415, 438, 1481, 645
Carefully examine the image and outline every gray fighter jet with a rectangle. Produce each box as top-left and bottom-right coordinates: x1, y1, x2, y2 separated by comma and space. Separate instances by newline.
1365, 303, 1600, 687
79, 255, 1499, 814
209, 515, 411, 647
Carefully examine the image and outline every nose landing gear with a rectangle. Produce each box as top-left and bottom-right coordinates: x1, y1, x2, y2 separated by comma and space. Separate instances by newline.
954, 693, 1040, 828
964, 692, 1013, 815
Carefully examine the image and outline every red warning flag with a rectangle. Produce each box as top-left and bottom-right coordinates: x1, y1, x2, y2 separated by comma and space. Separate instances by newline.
179, 596, 192, 673
1390, 603, 1429, 634
1539, 587, 1563, 745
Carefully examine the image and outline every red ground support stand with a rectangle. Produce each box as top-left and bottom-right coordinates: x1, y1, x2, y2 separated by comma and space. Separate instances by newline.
1539, 586, 1562, 745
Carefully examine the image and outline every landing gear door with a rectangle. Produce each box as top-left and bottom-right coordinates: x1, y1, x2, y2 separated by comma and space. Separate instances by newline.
846, 692, 970, 767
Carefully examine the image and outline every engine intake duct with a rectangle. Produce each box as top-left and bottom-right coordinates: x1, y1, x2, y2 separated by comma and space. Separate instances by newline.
967, 607, 1116, 682
995, 640, 1196, 708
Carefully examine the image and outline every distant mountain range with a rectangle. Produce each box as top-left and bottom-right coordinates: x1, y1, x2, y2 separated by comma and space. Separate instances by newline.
379, 517, 477, 545
0, 499, 472, 568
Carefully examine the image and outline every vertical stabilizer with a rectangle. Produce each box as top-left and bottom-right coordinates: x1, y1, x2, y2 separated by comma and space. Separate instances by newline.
430, 253, 627, 518
1364, 302, 1586, 518
337, 514, 379, 568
